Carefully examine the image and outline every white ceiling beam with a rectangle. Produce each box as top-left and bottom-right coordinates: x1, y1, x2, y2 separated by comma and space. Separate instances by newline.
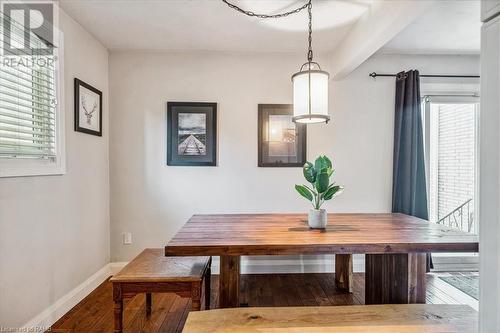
329, 0, 436, 80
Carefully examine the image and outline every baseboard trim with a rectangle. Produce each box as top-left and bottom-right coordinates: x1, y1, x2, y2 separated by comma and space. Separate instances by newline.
109, 261, 128, 274
209, 255, 366, 274
22, 263, 114, 330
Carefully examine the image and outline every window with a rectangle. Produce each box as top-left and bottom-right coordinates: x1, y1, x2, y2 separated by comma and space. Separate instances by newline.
0, 6, 64, 177
423, 95, 479, 235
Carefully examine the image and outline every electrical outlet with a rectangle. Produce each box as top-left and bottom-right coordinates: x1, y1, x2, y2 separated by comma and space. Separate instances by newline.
123, 232, 132, 245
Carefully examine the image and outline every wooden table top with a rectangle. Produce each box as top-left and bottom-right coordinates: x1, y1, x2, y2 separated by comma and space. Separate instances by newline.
165, 213, 479, 256
182, 304, 477, 333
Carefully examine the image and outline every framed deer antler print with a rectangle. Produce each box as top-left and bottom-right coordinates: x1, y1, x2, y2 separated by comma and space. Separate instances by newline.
74, 78, 102, 136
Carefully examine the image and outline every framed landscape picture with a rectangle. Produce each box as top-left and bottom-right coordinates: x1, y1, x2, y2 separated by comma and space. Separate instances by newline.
258, 104, 306, 167
74, 78, 102, 136
166, 102, 217, 166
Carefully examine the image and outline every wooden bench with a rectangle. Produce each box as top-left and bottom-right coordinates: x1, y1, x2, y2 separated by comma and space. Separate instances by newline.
110, 248, 211, 333
182, 304, 477, 333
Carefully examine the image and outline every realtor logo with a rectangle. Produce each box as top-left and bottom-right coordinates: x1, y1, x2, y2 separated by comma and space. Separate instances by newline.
2, 1, 55, 55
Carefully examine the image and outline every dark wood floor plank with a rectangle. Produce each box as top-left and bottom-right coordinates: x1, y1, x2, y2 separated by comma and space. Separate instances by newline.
260, 273, 275, 306
279, 274, 303, 306
269, 274, 288, 307
238, 271, 249, 306
243, 274, 257, 306
52, 278, 111, 328
173, 298, 192, 333
315, 273, 352, 306
158, 297, 189, 333
141, 293, 177, 333
48, 272, 479, 333
307, 274, 335, 306
56, 278, 113, 331
291, 274, 318, 306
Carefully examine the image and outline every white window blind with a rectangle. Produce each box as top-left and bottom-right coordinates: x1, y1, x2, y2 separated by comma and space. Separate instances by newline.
0, 11, 57, 160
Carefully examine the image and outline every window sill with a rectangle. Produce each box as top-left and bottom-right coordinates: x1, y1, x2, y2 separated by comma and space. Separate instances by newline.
0, 158, 66, 178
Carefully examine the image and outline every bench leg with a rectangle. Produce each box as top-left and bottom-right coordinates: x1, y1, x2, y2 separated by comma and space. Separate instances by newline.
191, 282, 202, 311
113, 299, 123, 333
335, 254, 353, 293
113, 283, 123, 333
146, 293, 152, 314
205, 265, 211, 310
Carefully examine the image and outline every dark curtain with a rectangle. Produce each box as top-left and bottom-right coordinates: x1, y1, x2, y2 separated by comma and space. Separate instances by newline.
392, 70, 432, 271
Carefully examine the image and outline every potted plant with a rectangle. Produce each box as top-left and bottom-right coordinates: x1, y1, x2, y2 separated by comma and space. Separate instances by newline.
295, 156, 344, 229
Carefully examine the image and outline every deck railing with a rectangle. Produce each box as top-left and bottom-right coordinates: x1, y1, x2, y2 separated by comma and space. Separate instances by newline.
437, 199, 475, 234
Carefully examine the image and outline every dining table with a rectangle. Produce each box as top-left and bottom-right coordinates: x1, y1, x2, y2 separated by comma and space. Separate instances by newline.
165, 213, 479, 308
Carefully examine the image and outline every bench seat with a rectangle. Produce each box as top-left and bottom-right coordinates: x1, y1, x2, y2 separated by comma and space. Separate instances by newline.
111, 248, 211, 333
111, 248, 210, 283
182, 304, 477, 333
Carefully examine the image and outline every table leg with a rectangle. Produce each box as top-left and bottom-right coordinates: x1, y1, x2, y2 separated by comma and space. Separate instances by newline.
219, 255, 240, 308
335, 254, 353, 293
365, 253, 426, 304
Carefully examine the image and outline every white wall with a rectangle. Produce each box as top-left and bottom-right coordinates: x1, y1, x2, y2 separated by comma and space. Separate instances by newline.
109, 51, 479, 263
0, 10, 109, 326
479, 12, 500, 333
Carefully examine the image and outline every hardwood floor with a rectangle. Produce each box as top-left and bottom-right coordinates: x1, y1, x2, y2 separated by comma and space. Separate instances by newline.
49, 272, 478, 333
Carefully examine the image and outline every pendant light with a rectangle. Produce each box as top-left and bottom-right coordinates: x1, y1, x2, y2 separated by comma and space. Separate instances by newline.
223, 0, 330, 124
292, 1, 330, 124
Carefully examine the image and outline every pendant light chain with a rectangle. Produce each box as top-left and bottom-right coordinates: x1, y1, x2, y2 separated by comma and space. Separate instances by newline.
222, 0, 310, 19
222, 0, 313, 63
307, 0, 313, 63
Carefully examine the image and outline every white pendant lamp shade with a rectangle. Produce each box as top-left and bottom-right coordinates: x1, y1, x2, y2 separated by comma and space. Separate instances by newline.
222, 0, 330, 124
292, 64, 330, 124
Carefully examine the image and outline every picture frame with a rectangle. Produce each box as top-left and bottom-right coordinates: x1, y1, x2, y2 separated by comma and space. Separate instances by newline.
74, 78, 103, 136
258, 104, 307, 167
166, 102, 217, 166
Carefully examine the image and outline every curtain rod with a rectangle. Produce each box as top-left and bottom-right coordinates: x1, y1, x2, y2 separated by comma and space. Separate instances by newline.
369, 72, 480, 79
424, 94, 479, 98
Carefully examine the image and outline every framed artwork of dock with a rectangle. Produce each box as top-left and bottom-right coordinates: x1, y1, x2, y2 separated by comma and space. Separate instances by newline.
166, 102, 217, 166
258, 104, 306, 167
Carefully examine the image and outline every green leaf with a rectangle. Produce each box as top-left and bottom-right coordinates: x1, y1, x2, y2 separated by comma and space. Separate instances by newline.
323, 185, 344, 200
314, 156, 327, 172
315, 171, 329, 193
303, 162, 316, 183
295, 185, 314, 202
315, 156, 333, 177
323, 156, 332, 169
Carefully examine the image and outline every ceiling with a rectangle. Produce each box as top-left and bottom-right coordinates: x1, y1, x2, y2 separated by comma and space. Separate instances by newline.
60, 0, 480, 55
381, 0, 480, 55
59, 0, 371, 53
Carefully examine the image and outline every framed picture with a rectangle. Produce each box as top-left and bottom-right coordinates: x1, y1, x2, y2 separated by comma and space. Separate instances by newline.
258, 104, 306, 167
74, 78, 102, 136
166, 102, 217, 166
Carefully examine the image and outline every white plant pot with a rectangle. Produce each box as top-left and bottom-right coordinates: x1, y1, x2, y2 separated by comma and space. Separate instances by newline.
308, 209, 327, 229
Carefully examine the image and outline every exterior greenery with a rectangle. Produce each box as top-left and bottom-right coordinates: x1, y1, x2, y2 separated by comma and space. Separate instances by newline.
295, 155, 344, 210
